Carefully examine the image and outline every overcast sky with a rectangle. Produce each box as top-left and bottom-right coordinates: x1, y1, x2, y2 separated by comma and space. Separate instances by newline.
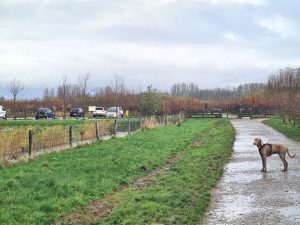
0, 0, 299, 98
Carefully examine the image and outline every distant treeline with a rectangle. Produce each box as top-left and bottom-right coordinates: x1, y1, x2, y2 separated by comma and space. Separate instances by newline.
170, 82, 265, 100
1, 67, 300, 120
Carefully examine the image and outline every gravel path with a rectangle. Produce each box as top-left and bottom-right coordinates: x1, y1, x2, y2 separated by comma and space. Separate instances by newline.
203, 118, 300, 225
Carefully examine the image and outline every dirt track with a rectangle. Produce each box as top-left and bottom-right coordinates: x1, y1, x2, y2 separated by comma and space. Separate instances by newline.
203, 118, 300, 225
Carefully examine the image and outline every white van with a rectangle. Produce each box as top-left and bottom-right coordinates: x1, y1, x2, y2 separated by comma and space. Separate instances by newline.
0, 105, 6, 119
92, 107, 107, 117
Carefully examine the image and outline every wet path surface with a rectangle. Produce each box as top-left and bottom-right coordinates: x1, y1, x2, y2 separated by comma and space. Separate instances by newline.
203, 119, 300, 225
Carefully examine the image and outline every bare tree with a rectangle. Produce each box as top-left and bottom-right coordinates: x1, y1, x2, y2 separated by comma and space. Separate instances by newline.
78, 73, 90, 112
111, 75, 125, 104
8, 78, 24, 119
59, 75, 69, 119
43, 88, 56, 100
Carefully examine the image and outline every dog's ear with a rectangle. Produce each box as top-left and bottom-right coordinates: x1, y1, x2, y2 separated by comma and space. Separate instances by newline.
258, 138, 262, 145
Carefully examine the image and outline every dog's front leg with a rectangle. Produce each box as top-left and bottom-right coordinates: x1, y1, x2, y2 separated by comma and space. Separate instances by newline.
261, 156, 267, 172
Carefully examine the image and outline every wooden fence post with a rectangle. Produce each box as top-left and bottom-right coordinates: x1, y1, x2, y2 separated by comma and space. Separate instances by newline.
24, 107, 27, 120
114, 119, 117, 135
29, 130, 33, 156
95, 122, 100, 140
294, 118, 296, 127
69, 125, 73, 147
128, 118, 130, 135
140, 118, 144, 131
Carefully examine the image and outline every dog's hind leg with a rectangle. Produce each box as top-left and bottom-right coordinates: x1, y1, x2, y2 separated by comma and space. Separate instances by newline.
279, 153, 288, 172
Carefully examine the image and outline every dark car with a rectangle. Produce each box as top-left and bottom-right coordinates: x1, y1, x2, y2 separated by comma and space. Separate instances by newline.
35, 107, 55, 119
70, 108, 85, 118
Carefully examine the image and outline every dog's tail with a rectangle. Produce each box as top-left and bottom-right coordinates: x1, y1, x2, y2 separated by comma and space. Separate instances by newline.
287, 148, 296, 158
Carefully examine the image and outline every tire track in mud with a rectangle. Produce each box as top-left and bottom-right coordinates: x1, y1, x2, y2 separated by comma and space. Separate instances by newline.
57, 154, 183, 225
57, 121, 217, 225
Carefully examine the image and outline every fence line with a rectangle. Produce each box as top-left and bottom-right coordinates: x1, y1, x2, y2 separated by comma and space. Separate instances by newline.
0, 114, 185, 163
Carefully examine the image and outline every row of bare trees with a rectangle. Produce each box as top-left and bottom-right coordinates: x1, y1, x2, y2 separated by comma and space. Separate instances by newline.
54, 73, 92, 118
266, 67, 300, 121
170, 82, 265, 100
1, 67, 300, 119
0, 74, 145, 118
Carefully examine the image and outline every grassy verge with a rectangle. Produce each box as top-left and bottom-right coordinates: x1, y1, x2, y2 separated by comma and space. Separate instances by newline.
264, 117, 300, 142
0, 118, 103, 129
95, 119, 235, 225
0, 118, 139, 128
0, 119, 217, 224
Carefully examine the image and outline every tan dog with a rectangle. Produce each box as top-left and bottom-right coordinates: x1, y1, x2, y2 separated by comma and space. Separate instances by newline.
253, 138, 296, 172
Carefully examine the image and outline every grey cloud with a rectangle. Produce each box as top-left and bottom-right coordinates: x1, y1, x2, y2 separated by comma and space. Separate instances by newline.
0, 0, 299, 98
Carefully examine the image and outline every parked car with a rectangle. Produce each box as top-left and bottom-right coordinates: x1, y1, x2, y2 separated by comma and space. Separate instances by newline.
106, 107, 123, 118
35, 107, 55, 119
92, 107, 107, 117
0, 105, 6, 119
70, 108, 84, 118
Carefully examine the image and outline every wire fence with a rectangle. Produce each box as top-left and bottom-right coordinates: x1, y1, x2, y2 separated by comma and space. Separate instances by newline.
0, 114, 185, 163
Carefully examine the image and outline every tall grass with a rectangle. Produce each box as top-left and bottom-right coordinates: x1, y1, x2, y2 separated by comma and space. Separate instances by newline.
0, 120, 115, 160
0, 128, 30, 159
33, 126, 69, 149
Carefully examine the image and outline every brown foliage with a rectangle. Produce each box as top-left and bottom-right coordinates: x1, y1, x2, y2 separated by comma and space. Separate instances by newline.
1, 67, 299, 119
0, 128, 29, 159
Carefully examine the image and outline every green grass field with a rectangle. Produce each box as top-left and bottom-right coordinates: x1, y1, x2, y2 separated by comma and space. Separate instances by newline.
264, 117, 300, 142
0, 118, 234, 225
0, 118, 140, 128
0, 118, 96, 128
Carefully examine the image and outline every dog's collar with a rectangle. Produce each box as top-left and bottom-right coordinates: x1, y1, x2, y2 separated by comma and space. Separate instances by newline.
258, 144, 265, 151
